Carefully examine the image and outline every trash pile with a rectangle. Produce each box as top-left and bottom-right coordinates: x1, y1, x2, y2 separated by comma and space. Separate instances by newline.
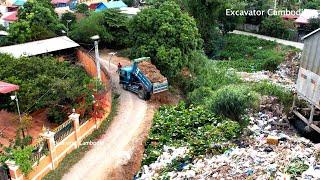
138, 146, 189, 179
136, 95, 320, 180
237, 51, 301, 91
138, 61, 167, 83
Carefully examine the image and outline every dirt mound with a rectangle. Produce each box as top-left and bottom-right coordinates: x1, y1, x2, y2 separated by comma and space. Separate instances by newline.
138, 61, 167, 83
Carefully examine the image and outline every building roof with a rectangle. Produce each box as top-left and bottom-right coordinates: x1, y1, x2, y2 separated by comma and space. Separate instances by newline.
2, 11, 18, 22
96, 0, 127, 11
0, 31, 9, 36
0, 36, 80, 58
13, 0, 26, 6
302, 28, 320, 40
0, 81, 19, 94
120, 7, 140, 15
295, 9, 319, 24
51, 0, 70, 4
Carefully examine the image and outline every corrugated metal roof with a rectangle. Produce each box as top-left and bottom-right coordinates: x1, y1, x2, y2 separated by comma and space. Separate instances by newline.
2, 11, 18, 21
295, 9, 319, 24
96, 0, 127, 11
13, 0, 26, 6
0, 36, 80, 58
302, 28, 320, 40
0, 81, 19, 94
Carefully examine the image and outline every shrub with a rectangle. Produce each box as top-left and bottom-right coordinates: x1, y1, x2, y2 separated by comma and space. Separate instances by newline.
48, 106, 68, 124
187, 87, 214, 106
209, 85, 260, 122
11, 146, 34, 175
259, 16, 289, 39
251, 81, 293, 111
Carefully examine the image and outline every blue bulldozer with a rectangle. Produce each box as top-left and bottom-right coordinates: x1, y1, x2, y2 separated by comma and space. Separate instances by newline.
118, 57, 168, 100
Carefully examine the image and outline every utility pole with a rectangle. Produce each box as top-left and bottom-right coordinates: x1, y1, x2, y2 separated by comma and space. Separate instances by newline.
91, 35, 101, 81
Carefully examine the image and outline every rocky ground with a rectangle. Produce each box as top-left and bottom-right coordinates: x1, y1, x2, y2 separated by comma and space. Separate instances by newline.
136, 52, 320, 179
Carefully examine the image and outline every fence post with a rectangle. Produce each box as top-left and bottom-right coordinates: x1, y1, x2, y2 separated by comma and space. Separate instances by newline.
41, 130, 56, 169
5, 160, 22, 180
69, 110, 81, 147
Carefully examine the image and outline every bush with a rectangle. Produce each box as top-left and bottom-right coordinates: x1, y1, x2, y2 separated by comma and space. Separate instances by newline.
187, 87, 214, 106
209, 85, 260, 122
48, 106, 68, 124
259, 16, 289, 39
251, 81, 293, 111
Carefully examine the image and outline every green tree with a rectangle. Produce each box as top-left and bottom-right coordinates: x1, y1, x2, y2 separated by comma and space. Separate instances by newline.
71, 9, 129, 48
0, 54, 94, 124
259, 16, 288, 39
129, 1, 202, 78
76, 3, 89, 14
178, 0, 245, 57
8, 0, 65, 43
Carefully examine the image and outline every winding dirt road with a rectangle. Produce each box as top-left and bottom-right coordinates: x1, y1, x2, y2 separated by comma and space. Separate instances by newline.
62, 55, 154, 180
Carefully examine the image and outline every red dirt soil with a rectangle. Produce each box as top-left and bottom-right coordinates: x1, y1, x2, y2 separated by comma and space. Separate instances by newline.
0, 109, 57, 148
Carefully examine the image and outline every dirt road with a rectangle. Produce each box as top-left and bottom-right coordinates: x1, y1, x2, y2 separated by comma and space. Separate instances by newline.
62, 55, 154, 180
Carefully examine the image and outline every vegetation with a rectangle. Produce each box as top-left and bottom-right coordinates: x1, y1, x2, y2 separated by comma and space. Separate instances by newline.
143, 102, 241, 165
216, 34, 292, 72
43, 94, 119, 180
7, 0, 64, 44
209, 85, 260, 122
306, 18, 320, 33
259, 16, 295, 40
0, 54, 93, 124
61, 12, 76, 28
129, 1, 203, 78
10, 146, 34, 175
286, 159, 309, 176
71, 9, 129, 48
76, 3, 89, 14
177, 0, 245, 57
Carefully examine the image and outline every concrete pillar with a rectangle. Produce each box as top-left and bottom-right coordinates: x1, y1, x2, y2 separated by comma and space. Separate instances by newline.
41, 131, 56, 170
69, 111, 81, 147
5, 160, 23, 180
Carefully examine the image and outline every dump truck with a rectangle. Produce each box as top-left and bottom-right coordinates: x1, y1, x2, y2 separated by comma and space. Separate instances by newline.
119, 57, 168, 100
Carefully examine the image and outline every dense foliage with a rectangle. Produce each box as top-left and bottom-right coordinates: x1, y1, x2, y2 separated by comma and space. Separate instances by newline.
7, 0, 64, 44
216, 34, 291, 72
182, 0, 245, 57
71, 9, 129, 48
76, 3, 89, 14
306, 18, 320, 33
209, 85, 260, 121
0, 54, 93, 124
129, 1, 203, 78
143, 102, 241, 165
259, 16, 295, 40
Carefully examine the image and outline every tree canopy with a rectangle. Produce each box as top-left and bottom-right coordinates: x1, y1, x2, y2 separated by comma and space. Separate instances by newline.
70, 9, 129, 48
0, 54, 93, 124
129, 1, 203, 78
7, 0, 65, 44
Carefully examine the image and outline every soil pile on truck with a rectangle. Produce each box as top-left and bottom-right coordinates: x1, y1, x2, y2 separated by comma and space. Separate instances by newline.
137, 61, 167, 83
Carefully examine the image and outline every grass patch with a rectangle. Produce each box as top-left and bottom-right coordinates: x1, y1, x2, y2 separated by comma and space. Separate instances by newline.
215, 34, 298, 72
43, 94, 120, 180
